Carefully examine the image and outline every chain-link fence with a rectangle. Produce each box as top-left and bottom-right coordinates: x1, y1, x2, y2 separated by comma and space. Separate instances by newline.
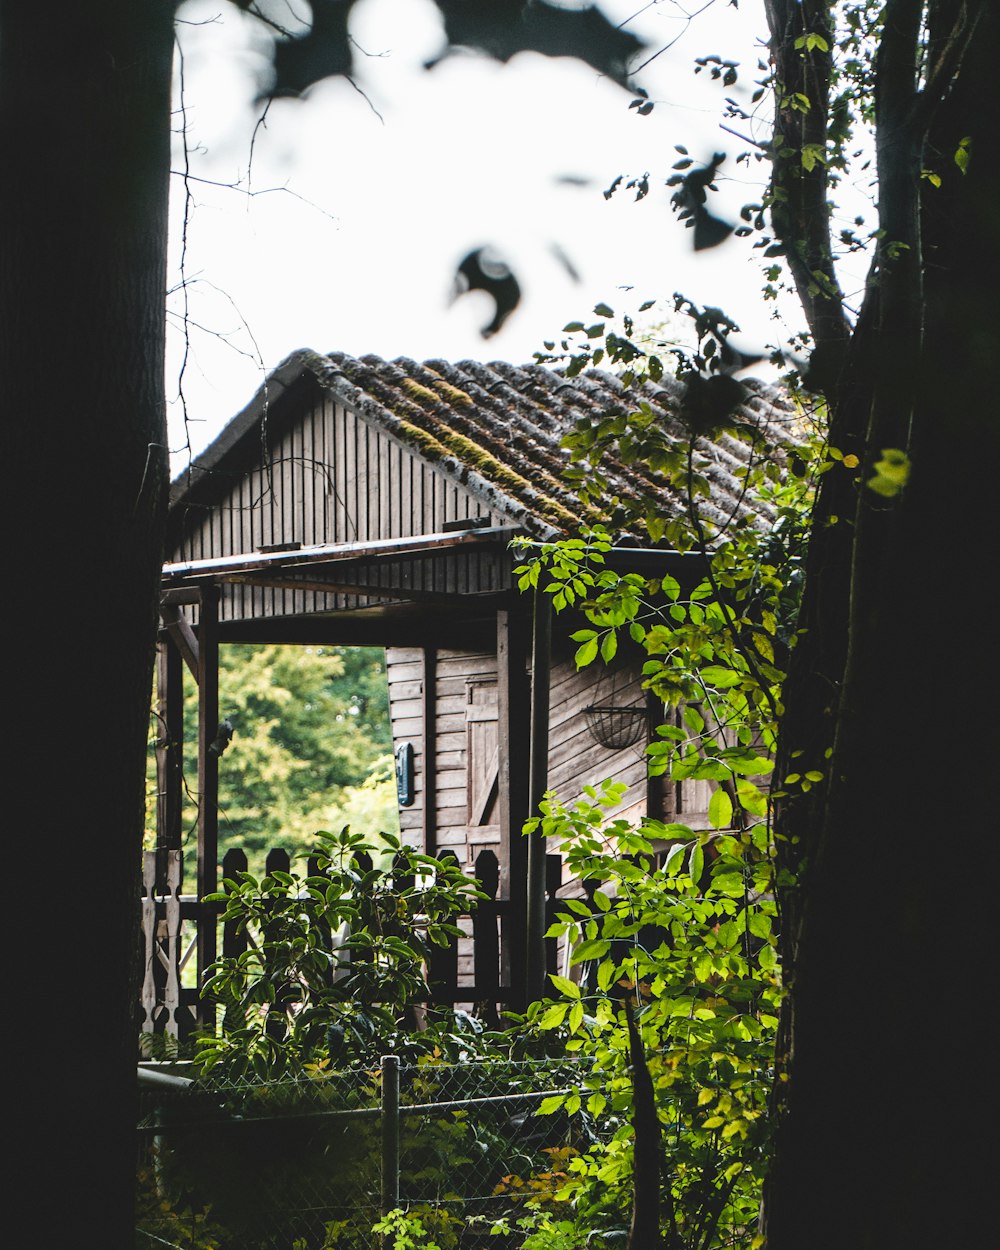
136, 1057, 600, 1250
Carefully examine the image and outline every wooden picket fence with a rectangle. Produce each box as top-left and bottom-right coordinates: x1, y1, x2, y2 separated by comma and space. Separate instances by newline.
139, 844, 563, 1052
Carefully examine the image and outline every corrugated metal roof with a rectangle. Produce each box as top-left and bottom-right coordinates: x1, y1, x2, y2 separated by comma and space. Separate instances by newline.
171, 347, 798, 542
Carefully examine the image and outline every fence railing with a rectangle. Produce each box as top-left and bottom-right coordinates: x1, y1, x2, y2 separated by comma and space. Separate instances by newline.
136, 1056, 602, 1250
140, 845, 566, 1052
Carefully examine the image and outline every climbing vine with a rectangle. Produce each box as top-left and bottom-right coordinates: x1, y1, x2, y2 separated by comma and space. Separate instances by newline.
503, 310, 861, 1247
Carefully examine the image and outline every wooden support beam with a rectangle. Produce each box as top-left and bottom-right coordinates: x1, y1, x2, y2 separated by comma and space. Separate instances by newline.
525, 589, 552, 1005
496, 607, 531, 1008
155, 633, 184, 854
161, 525, 522, 581
160, 587, 201, 606
222, 573, 489, 608
645, 688, 670, 822
196, 585, 220, 1026
422, 648, 437, 857
159, 602, 199, 679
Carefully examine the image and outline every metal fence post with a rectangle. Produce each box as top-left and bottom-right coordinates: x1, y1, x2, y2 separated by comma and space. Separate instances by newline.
380, 1054, 400, 1235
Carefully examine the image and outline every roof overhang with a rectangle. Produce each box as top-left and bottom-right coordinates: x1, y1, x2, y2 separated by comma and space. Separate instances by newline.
161, 525, 522, 586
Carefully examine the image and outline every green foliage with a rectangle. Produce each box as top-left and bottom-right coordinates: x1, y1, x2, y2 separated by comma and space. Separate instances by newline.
148, 644, 398, 870
371, 1205, 462, 1250
195, 827, 482, 1079
506, 321, 850, 1245
135, 1164, 229, 1250
866, 447, 910, 498
517, 788, 778, 1247
149, 1054, 585, 1250
485, 1209, 585, 1250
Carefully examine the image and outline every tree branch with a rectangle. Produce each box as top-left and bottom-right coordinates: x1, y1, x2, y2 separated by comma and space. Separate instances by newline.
763, 1, 852, 356
911, 0, 981, 138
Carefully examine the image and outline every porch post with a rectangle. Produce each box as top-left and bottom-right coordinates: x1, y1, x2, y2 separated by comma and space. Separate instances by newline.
421, 647, 437, 857
496, 606, 531, 1007
196, 585, 220, 1026
525, 588, 552, 1005
155, 625, 184, 855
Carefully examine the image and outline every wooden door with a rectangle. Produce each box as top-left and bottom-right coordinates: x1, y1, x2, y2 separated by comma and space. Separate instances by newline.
466, 679, 500, 865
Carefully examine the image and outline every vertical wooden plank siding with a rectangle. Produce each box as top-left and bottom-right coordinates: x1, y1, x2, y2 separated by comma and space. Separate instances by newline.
171, 394, 520, 622
385, 648, 425, 844
286, 406, 300, 613
381, 420, 392, 543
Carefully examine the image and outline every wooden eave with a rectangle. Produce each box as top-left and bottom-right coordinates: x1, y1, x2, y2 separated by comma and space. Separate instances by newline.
158, 526, 524, 646
160, 525, 523, 585
160, 527, 706, 597
165, 355, 326, 553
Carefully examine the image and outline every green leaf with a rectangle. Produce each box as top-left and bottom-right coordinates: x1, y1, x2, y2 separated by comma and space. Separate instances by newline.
700, 665, 742, 689
538, 1004, 568, 1030
708, 786, 734, 829
664, 842, 687, 876
575, 636, 599, 667
794, 32, 829, 53
867, 447, 910, 497
713, 872, 745, 897
660, 574, 681, 601
597, 960, 615, 991
538, 1094, 566, 1114
800, 143, 826, 172
735, 779, 768, 817
572, 938, 611, 962
549, 974, 581, 999
748, 910, 772, 939
587, 1092, 607, 1116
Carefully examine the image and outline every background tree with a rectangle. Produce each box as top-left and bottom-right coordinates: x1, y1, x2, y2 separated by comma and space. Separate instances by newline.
0, 8, 644, 1244
752, 5, 998, 1244
2, 6, 176, 1246
520, 3, 998, 1242
149, 643, 398, 870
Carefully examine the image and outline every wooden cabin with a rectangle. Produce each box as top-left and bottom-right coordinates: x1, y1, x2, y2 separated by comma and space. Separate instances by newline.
145, 348, 793, 1036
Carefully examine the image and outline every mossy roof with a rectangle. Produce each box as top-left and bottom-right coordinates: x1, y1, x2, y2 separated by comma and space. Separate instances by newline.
171, 348, 799, 544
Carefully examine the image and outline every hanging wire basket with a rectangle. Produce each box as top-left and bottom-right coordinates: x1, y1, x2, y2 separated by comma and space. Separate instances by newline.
583, 703, 648, 750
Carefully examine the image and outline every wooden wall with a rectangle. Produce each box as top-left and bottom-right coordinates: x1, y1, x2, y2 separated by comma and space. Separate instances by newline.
385, 645, 712, 889
170, 392, 510, 624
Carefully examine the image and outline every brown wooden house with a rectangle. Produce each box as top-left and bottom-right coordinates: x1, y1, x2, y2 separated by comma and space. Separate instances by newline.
144, 348, 794, 1038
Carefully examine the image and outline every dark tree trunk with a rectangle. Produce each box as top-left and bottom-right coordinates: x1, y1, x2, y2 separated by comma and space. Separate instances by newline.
0, 4, 175, 1244
764, 5, 998, 1244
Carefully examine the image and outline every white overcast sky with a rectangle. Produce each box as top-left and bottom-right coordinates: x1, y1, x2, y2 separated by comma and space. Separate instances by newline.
167, 0, 806, 468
